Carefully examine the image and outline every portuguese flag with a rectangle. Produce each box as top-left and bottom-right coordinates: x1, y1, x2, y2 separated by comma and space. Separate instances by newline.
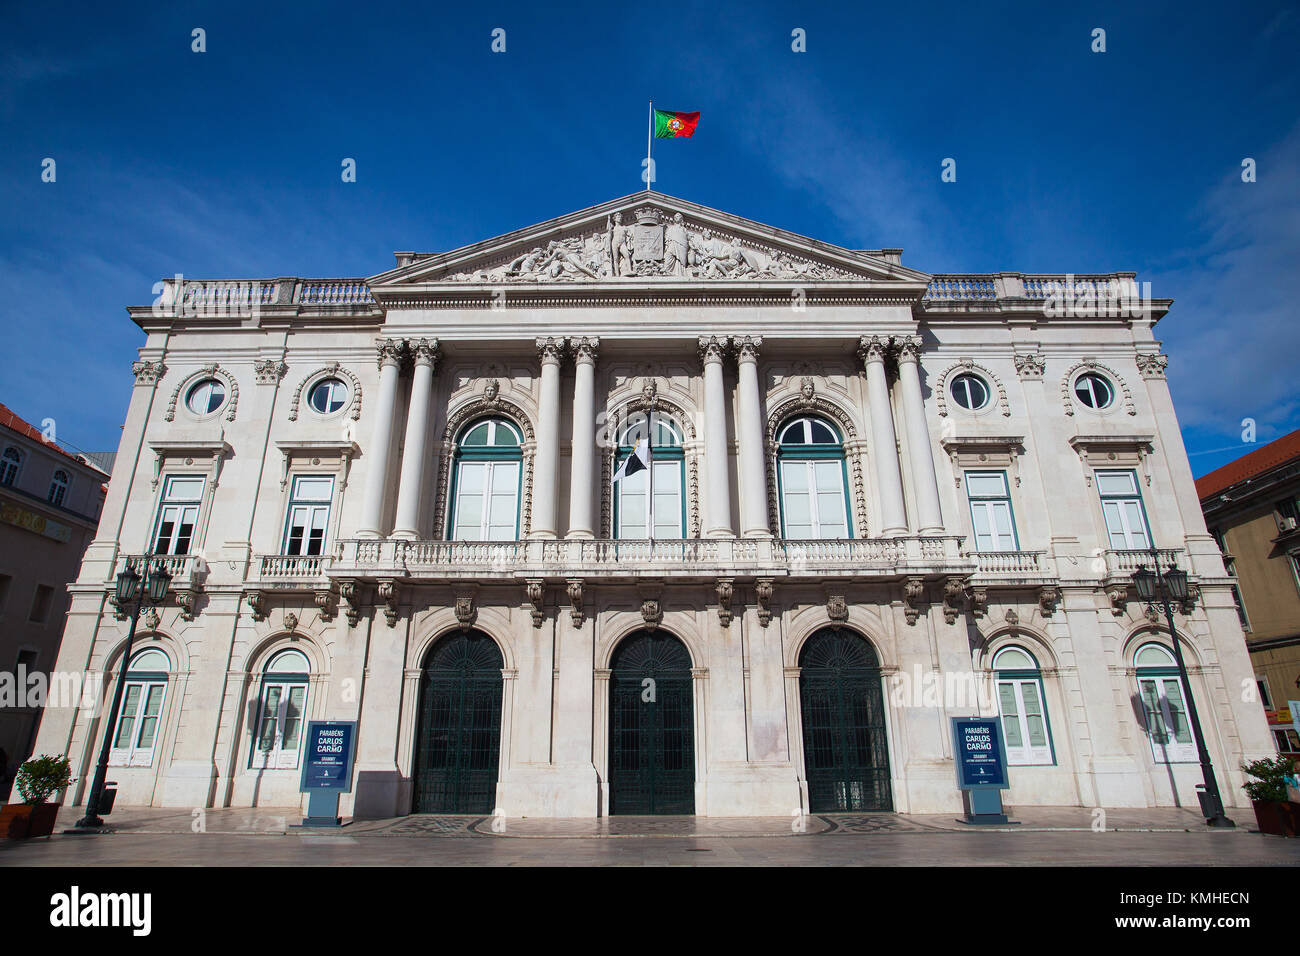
654, 109, 699, 138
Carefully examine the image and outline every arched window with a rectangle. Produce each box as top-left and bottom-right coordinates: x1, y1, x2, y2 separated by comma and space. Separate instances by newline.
449, 418, 523, 541
777, 415, 850, 539
0, 447, 20, 486
992, 646, 1054, 765
614, 412, 685, 538
1134, 641, 1197, 763
109, 648, 171, 767
251, 649, 311, 769
48, 469, 69, 507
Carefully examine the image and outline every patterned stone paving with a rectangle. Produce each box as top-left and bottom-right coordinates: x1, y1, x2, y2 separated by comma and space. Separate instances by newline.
819, 814, 948, 834
467, 814, 834, 838
352, 816, 481, 837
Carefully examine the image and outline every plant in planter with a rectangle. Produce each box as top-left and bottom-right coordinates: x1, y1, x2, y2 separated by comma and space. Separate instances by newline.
1241, 755, 1300, 837
0, 755, 73, 839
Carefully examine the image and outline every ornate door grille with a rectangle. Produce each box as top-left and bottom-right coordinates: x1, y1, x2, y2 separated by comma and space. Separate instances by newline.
799, 627, 893, 812
608, 631, 695, 815
412, 631, 504, 814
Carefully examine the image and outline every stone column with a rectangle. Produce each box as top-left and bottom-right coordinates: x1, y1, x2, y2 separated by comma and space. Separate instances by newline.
859, 335, 908, 536
567, 337, 599, 539
734, 335, 771, 537
530, 337, 565, 539
699, 335, 735, 537
896, 335, 944, 534
358, 338, 405, 539
391, 338, 440, 540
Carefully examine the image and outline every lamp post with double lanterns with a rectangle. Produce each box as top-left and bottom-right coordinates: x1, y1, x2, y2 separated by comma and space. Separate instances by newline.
75, 556, 172, 829
1131, 558, 1235, 828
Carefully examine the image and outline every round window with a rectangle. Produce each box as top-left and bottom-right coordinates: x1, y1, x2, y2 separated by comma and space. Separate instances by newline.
950, 373, 989, 410
308, 378, 349, 414
186, 378, 226, 415
1074, 372, 1113, 409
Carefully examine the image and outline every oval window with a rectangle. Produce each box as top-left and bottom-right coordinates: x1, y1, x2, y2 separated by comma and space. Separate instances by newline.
950, 373, 989, 410
1074, 372, 1113, 409
308, 378, 349, 414
186, 378, 226, 415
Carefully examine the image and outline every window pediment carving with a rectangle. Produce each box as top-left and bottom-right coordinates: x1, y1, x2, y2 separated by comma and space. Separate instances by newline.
939, 435, 1026, 487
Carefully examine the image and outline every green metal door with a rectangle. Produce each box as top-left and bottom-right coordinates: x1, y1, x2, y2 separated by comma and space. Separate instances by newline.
412, 631, 504, 813
799, 627, 893, 812
608, 631, 695, 814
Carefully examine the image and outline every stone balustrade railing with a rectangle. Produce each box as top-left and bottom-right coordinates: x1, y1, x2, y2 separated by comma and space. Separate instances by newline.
1104, 548, 1186, 577
154, 277, 375, 313
256, 553, 333, 581
925, 272, 1141, 304
296, 280, 374, 305
968, 550, 1048, 575
117, 553, 200, 583
330, 535, 969, 579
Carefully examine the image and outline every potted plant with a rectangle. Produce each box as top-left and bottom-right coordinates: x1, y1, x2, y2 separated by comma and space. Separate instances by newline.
0, 755, 73, 839
1241, 755, 1300, 837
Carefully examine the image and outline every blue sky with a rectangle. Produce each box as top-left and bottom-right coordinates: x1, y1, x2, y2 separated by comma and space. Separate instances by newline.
2, 0, 1297, 476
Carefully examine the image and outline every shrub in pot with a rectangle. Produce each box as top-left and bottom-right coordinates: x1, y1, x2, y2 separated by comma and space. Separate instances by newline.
1241, 755, 1300, 837
0, 755, 73, 839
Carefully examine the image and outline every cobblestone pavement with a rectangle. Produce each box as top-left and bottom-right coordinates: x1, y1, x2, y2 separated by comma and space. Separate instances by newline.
1, 804, 1297, 865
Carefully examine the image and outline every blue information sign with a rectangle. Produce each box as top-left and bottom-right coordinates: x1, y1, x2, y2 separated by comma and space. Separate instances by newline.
300, 721, 357, 793
952, 717, 1009, 790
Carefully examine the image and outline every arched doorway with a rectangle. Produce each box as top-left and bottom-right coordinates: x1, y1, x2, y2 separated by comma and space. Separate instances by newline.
608, 630, 695, 814
412, 630, 504, 813
799, 626, 893, 811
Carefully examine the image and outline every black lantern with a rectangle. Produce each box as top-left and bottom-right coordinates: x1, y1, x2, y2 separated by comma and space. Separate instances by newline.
1132, 565, 1157, 602
114, 565, 142, 605
1162, 565, 1189, 603
146, 561, 172, 604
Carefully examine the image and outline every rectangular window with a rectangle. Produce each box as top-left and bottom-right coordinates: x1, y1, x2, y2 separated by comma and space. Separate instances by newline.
452, 461, 519, 541
1138, 675, 1198, 763
152, 476, 205, 555
1277, 496, 1300, 530
1097, 470, 1152, 550
109, 680, 167, 767
250, 681, 308, 769
283, 476, 333, 556
996, 677, 1053, 765
1273, 729, 1300, 753
28, 584, 53, 624
779, 459, 849, 539
617, 460, 684, 538
965, 472, 1018, 552
1256, 676, 1273, 709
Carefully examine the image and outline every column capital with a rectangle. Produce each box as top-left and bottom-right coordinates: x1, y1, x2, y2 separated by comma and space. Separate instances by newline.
536, 336, 566, 364
894, 335, 923, 362
698, 335, 729, 365
410, 337, 441, 369
734, 335, 763, 363
568, 336, 600, 363
376, 337, 406, 369
857, 334, 890, 364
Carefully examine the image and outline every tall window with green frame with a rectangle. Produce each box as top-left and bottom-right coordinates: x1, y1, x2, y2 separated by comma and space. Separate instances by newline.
449, 418, 523, 541
965, 471, 1018, 552
1096, 469, 1152, 550
614, 412, 685, 538
776, 415, 850, 539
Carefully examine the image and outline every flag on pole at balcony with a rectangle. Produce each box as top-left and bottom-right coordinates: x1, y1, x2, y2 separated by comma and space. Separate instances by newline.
612, 435, 651, 483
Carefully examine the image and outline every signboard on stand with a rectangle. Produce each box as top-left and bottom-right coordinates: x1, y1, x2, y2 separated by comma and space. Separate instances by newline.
297, 720, 356, 827
951, 717, 1014, 825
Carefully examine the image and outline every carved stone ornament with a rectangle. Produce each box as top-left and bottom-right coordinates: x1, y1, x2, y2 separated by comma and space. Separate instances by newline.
942, 578, 966, 625
455, 593, 477, 631
144, 608, 161, 631
132, 360, 166, 386
340, 580, 361, 628
641, 598, 663, 630
800, 376, 815, 400
446, 209, 859, 283
755, 578, 774, 628
698, 335, 728, 365
1013, 352, 1045, 380
176, 587, 197, 622
377, 580, 399, 628
410, 337, 441, 369
314, 585, 337, 622
525, 580, 544, 628
827, 594, 849, 624
483, 378, 501, 403
1039, 586, 1062, 617
967, 586, 988, 620
537, 336, 566, 364
856, 335, 890, 365
569, 336, 599, 363
567, 580, 585, 628
376, 338, 406, 369
283, 611, 299, 633
641, 378, 658, 403
254, 359, 287, 385
247, 589, 268, 622
734, 335, 762, 362
903, 577, 925, 626
1134, 352, 1168, 379
1181, 584, 1201, 616
1004, 608, 1019, 626
1107, 584, 1128, 617
717, 579, 735, 627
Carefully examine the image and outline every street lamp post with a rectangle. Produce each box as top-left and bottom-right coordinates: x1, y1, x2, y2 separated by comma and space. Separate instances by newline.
1132, 557, 1235, 828
75, 557, 171, 829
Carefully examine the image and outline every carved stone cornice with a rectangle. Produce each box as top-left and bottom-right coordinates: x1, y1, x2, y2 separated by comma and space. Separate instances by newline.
698, 335, 728, 365
132, 360, 166, 386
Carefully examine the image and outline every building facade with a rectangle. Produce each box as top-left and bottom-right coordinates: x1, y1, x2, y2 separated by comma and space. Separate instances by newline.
32, 193, 1274, 818
0, 403, 107, 788
1197, 429, 1300, 754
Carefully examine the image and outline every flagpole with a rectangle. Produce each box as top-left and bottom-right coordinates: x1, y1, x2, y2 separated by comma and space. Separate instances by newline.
647, 406, 655, 548
646, 99, 653, 192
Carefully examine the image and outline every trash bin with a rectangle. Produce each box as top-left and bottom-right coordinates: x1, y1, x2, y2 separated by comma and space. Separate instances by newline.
101, 782, 118, 815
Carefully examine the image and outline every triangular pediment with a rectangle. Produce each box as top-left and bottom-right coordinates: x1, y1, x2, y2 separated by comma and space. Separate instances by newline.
368, 192, 928, 290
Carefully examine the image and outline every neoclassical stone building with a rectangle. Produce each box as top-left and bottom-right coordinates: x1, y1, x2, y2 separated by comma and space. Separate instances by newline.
33, 193, 1274, 818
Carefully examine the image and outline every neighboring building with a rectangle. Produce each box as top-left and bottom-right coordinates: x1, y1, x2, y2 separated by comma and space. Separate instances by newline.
0, 403, 108, 789
1197, 429, 1300, 754
32, 193, 1272, 818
